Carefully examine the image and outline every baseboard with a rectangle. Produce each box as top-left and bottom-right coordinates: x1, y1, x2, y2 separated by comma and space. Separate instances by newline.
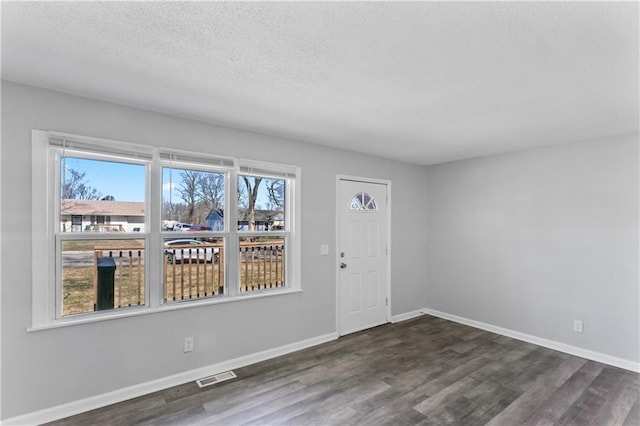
390, 308, 425, 323
2, 332, 339, 425
422, 308, 640, 373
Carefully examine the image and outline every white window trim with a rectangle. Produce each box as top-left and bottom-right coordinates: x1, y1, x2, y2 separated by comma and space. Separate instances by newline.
31, 130, 301, 330
32, 130, 55, 327
237, 158, 300, 296
52, 148, 153, 318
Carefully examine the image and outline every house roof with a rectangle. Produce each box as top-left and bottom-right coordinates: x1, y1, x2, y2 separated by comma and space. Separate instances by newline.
61, 200, 145, 216
206, 208, 224, 220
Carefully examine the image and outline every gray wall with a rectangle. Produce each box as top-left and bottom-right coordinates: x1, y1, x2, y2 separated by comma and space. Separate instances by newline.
0, 81, 428, 418
3, 80, 637, 420
425, 134, 639, 363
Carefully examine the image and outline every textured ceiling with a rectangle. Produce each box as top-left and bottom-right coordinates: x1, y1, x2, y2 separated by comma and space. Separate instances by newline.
2, 2, 638, 165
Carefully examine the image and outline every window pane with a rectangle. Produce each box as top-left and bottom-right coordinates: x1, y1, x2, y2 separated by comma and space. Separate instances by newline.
239, 236, 285, 292
237, 175, 285, 232
162, 167, 225, 231
163, 237, 224, 301
61, 239, 145, 316
349, 192, 378, 212
60, 157, 146, 232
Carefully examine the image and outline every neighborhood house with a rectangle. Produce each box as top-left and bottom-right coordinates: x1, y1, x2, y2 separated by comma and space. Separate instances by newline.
61, 200, 145, 232
236, 209, 284, 231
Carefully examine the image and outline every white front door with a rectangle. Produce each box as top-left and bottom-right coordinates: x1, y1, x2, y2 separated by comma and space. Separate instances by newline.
338, 179, 389, 335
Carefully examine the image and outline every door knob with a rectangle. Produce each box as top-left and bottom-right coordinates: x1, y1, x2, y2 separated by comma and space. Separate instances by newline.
340, 262, 347, 269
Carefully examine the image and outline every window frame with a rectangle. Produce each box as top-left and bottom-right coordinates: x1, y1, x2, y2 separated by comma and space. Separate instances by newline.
236, 168, 293, 294
349, 191, 379, 212
31, 130, 301, 330
159, 155, 230, 302
54, 148, 151, 318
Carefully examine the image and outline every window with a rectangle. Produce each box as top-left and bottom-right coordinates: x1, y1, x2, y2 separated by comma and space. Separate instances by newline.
59, 155, 147, 316
160, 156, 229, 303
238, 174, 287, 291
349, 192, 378, 211
32, 131, 300, 328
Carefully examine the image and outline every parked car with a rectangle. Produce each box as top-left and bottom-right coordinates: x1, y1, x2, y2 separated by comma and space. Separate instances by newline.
173, 222, 193, 232
187, 224, 212, 231
164, 239, 219, 264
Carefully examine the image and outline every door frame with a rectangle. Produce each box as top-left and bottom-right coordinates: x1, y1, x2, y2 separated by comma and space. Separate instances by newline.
336, 174, 392, 336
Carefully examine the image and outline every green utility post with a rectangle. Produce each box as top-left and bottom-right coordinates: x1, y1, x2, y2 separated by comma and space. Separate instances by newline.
96, 256, 116, 310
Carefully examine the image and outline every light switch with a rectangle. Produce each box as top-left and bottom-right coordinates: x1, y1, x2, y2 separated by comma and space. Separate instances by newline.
320, 244, 329, 255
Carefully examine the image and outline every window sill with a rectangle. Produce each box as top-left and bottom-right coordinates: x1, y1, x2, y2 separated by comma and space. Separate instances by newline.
27, 288, 303, 332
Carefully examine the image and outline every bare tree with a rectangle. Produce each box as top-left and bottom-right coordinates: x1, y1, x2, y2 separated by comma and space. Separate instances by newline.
241, 176, 263, 231
198, 172, 224, 210
63, 167, 102, 200
162, 201, 174, 222
177, 170, 201, 224
265, 178, 285, 211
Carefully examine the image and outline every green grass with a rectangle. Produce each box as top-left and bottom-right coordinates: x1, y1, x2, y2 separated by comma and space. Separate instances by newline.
62, 267, 95, 315
62, 264, 145, 316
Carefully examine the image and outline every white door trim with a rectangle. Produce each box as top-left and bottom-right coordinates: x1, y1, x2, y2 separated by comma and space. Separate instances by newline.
335, 174, 392, 336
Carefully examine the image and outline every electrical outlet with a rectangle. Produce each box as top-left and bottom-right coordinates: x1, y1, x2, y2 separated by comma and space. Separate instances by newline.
573, 320, 583, 333
184, 337, 194, 352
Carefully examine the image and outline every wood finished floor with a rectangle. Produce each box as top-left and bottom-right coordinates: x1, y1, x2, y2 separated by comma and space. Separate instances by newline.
47, 315, 639, 425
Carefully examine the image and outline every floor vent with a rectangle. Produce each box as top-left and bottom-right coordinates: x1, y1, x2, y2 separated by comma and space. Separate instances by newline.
196, 371, 237, 388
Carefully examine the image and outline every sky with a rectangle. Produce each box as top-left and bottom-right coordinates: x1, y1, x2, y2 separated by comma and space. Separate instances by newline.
64, 157, 145, 202
65, 157, 279, 208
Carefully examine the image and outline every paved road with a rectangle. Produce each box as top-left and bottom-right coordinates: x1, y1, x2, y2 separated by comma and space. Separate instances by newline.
63, 251, 143, 267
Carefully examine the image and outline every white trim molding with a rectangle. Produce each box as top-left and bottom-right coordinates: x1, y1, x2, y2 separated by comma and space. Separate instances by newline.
423, 308, 640, 373
2, 332, 339, 425
390, 309, 425, 323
